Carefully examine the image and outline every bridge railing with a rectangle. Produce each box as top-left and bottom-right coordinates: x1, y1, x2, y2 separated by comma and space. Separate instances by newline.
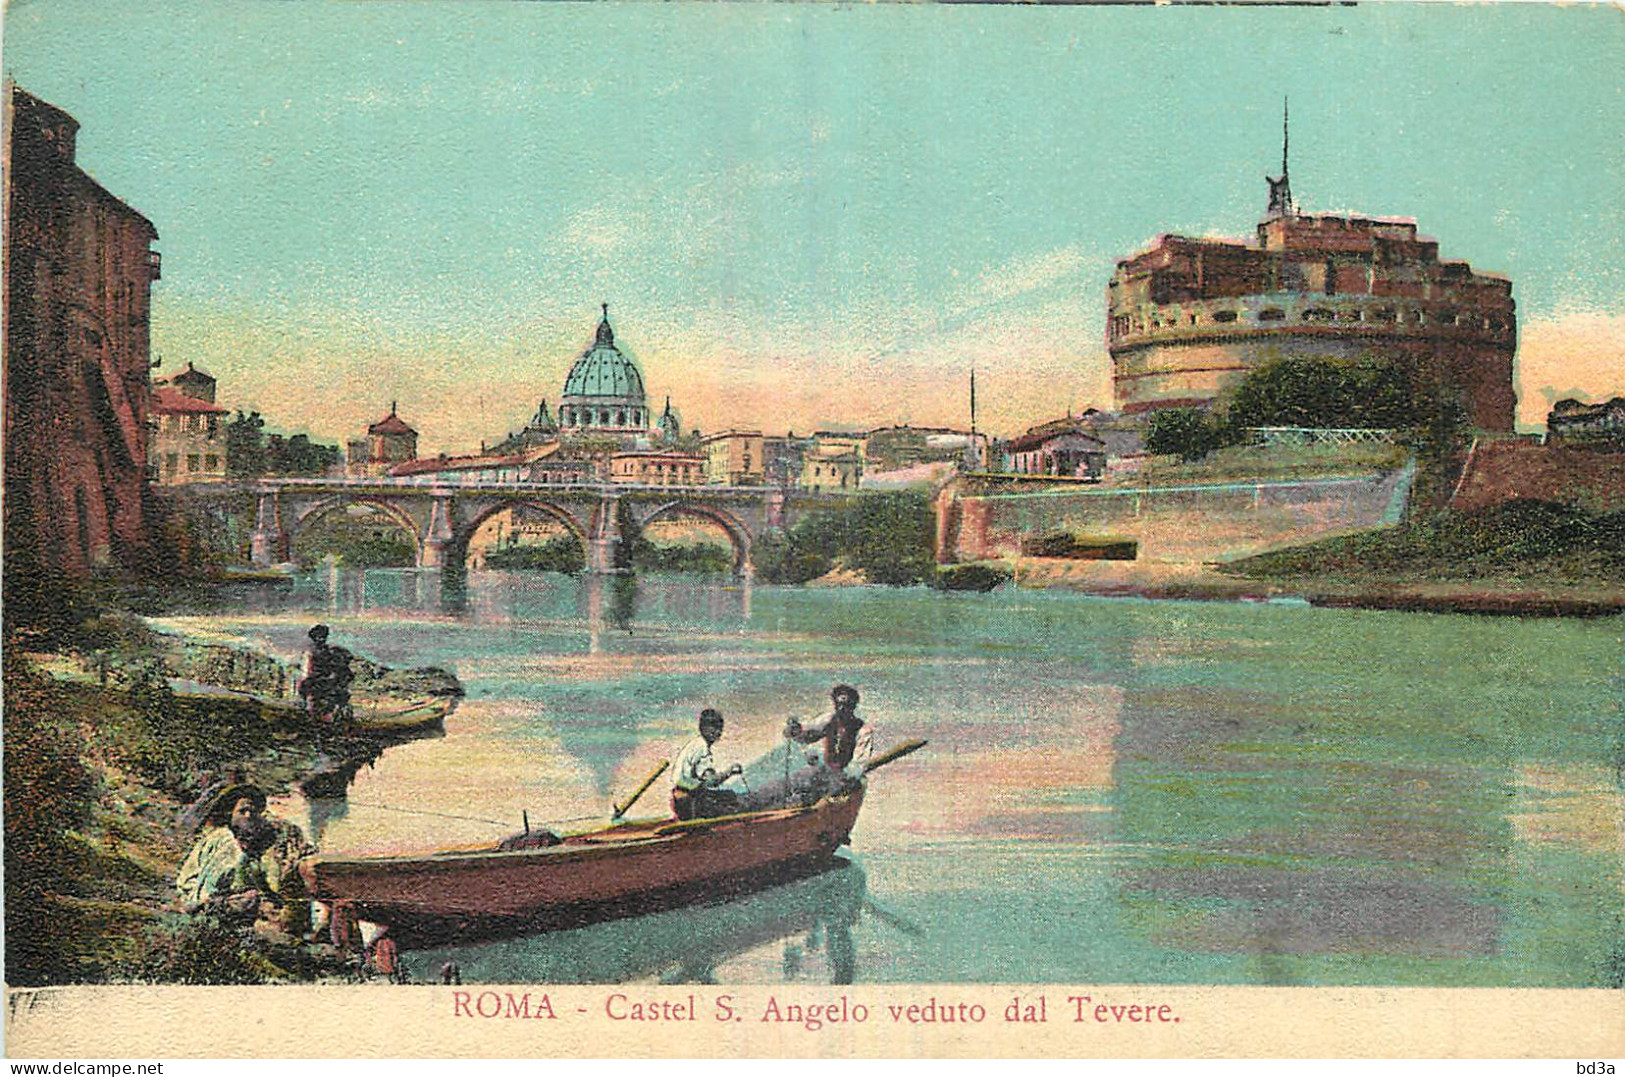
248, 476, 806, 495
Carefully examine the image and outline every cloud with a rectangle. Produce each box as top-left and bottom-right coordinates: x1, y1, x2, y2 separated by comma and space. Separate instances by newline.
956, 245, 1090, 312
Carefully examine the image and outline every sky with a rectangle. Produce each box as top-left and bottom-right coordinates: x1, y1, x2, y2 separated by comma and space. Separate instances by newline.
5, 1, 1622, 453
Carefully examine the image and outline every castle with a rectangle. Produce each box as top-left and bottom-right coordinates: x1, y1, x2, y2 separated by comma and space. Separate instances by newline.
1106, 105, 1516, 431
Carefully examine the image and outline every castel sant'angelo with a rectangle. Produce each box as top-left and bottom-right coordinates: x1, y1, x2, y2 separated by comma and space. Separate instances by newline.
1107, 106, 1517, 431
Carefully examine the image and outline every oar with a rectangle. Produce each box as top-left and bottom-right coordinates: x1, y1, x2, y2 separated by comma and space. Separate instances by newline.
611, 759, 670, 821
861, 738, 928, 776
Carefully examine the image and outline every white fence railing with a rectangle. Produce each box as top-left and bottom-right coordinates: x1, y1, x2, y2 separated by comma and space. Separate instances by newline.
1246, 427, 1397, 447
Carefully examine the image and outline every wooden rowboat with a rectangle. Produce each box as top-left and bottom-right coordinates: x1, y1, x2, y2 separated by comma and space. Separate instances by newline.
300, 785, 866, 938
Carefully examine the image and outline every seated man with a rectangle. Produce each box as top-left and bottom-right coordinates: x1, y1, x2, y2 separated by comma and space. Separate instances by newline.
176, 781, 312, 935
670, 709, 744, 821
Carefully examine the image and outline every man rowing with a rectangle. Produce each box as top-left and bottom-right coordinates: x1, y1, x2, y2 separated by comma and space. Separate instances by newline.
670, 708, 745, 821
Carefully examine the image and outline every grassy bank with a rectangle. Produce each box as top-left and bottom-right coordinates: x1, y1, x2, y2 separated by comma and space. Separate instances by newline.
4, 613, 461, 985
1005, 556, 1624, 617
1215, 499, 1625, 615
4, 656, 349, 984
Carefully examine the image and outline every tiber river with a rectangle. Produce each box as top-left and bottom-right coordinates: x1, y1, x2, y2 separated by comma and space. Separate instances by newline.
161, 568, 1624, 988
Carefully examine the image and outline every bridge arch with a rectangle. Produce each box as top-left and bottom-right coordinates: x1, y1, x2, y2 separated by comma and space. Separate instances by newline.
453, 498, 595, 572
288, 495, 424, 566
630, 500, 755, 577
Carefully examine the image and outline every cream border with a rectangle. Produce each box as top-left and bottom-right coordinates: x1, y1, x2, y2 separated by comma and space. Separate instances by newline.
6, 985, 1624, 1059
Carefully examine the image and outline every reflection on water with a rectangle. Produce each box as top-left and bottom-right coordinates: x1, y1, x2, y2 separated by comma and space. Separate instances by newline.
185, 568, 1625, 987
412, 858, 869, 986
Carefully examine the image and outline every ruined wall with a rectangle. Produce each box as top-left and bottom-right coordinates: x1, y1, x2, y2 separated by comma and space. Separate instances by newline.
1450, 440, 1625, 513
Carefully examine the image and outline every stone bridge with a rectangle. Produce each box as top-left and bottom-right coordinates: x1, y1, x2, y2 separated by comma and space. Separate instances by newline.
199, 478, 829, 577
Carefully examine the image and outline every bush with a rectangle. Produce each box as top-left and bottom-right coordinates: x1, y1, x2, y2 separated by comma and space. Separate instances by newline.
931, 563, 1012, 592
1144, 408, 1230, 462
752, 530, 834, 585
754, 493, 936, 586
628, 536, 733, 574
483, 534, 585, 573
1228, 356, 1434, 430
137, 915, 283, 985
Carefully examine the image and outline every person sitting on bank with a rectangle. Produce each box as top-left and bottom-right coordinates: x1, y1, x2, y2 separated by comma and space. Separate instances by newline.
176, 781, 313, 935
785, 684, 874, 780
671, 708, 744, 821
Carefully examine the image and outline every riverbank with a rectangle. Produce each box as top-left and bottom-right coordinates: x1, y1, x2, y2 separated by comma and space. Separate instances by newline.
1004, 557, 1625, 617
4, 612, 463, 985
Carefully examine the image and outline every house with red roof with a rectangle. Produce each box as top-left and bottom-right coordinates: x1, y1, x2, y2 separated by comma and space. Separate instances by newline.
149, 366, 231, 484
347, 403, 419, 477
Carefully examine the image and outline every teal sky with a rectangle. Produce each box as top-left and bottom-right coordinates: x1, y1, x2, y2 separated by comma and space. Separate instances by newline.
6, 2, 1622, 449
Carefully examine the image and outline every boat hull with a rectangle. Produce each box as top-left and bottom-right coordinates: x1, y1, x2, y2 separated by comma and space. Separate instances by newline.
301, 786, 865, 936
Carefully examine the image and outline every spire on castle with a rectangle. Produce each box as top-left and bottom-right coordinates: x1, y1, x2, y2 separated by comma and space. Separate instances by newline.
595, 302, 614, 347
1266, 97, 1295, 219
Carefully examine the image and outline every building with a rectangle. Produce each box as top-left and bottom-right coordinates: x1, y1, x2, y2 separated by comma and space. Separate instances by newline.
655, 397, 684, 445
1001, 419, 1107, 480
762, 434, 814, 486
557, 305, 650, 441
389, 443, 595, 484
810, 431, 867, 472
488, 399, 559, 455
702, 430, 765, 485
159, 361, 218, 403
347, 403, 418, 477
1547, 397, 1625, 448
610, 450, 706, 486
800, 446, 862, 492
150, 385, 229, 485
4, 85, 162, 580
862, 424, 982, 472
1107, 108, 1516, 432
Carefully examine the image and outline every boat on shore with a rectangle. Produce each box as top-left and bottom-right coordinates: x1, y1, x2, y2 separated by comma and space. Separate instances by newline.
300, 786, 866, 940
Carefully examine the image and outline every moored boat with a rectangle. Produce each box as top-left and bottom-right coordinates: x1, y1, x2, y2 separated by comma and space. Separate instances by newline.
300, 785, 867, 938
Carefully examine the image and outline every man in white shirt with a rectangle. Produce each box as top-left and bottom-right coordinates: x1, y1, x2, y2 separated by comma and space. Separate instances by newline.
671, 708, 743, 821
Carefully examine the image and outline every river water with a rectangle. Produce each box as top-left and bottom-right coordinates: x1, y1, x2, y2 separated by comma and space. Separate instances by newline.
159, 568, 1624, 988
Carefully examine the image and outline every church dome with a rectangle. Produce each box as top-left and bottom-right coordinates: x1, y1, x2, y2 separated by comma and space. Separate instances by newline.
562, 306, 646, 402
558, 305, 652, 437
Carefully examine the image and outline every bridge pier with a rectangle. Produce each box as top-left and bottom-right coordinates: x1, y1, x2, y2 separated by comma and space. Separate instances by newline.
249, 490, 284, 566
588, 493, 629, 575
420, 492, 457, 569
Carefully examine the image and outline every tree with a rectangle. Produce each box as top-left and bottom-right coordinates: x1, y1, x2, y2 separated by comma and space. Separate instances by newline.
225, 411, 266, 479
1144, 408, 1227, 462
1227, 355, 1432, 431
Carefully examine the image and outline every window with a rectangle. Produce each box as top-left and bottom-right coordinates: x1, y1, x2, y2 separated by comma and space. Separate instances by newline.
186, 454, 200, 472
1258, 308, 1285, 322
165, 453, 178, 475
1302, 308, 1334, 322
204, 454, 219, 471
1211, 310, 1238, 323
